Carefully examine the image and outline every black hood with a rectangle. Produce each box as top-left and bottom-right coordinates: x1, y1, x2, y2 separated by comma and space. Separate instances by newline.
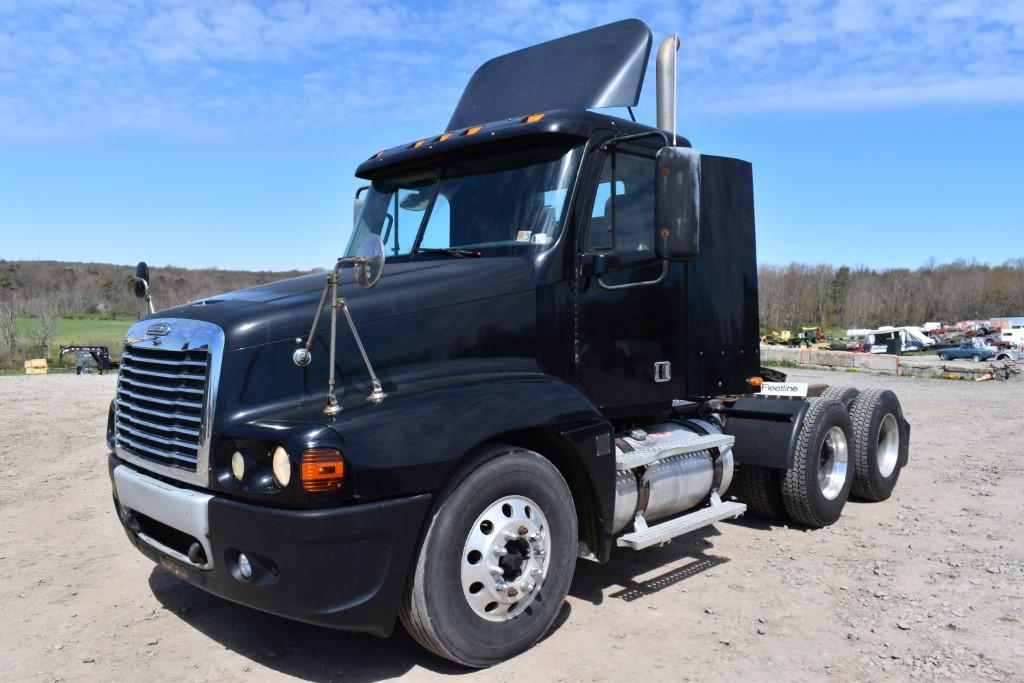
152, 257, 536, 351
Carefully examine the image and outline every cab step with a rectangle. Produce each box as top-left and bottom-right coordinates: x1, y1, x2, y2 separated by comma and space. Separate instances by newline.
617, 499, 747, 550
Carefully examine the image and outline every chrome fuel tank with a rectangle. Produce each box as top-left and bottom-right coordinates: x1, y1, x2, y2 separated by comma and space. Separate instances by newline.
612, 419, 735, 533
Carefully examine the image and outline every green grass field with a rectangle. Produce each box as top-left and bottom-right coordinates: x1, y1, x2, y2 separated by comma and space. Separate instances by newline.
14, 315, 134, 356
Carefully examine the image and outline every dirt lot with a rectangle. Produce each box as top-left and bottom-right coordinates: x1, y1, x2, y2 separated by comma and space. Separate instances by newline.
1, 370, 1022, 682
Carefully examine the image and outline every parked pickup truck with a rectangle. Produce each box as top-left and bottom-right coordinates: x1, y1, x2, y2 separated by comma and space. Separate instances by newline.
105, 19, 911, 667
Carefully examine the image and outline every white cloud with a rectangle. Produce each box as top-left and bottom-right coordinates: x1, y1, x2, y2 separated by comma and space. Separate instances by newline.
0, 0, 1021, 141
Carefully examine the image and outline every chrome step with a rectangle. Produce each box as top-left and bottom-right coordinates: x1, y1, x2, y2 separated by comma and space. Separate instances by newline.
615, 432, 735, 471
617, 500, 747, 550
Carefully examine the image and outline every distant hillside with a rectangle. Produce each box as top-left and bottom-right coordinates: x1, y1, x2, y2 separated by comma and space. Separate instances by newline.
0, 260, 318, 317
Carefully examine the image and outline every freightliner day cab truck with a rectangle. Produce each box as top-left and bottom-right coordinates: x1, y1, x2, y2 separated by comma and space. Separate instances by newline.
106, 20, 911, 667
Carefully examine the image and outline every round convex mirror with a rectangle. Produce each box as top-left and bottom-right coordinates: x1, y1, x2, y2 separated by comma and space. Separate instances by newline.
133, 261, 150, 298
354, 234, 385, 289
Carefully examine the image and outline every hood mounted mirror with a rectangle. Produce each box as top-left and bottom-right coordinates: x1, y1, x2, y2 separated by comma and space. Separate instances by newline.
294, 233, 388, 413
354, 234, 385, 289
132, 261, 156, 314
133, 262, 150, 298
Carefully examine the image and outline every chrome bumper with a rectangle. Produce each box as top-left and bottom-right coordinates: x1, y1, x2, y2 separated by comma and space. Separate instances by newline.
113, 464, 214, 569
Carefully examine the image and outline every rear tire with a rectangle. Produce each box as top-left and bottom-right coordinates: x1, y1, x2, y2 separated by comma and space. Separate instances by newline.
732, 464, 787, 520
400, 446, 577, 668
781, 398, 854, 527
849, 389, 907, 502
972, 354, 982, 363
821, 385, 859, 409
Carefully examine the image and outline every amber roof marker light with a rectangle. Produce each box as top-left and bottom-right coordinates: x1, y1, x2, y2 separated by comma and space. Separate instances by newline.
523, 112, 546, 123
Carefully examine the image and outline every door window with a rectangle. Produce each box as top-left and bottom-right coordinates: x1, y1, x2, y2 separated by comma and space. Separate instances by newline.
585, 152, 656, 261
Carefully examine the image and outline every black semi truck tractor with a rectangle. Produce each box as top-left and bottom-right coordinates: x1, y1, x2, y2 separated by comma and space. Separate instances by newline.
106, 19, 910, 667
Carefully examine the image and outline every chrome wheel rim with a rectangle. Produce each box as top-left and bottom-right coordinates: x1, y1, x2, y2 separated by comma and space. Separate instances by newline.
876, 413, 900, 478
460, 495, 551, 622
818, 426, 849, 500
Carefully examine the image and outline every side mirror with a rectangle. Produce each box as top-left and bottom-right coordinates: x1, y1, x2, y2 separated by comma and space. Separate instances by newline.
654, 146, 701, 260
133, 261, 150, 298
354, 186, 369, 228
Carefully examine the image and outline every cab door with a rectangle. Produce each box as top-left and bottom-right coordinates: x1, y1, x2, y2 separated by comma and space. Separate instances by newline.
574, 146, 684, 415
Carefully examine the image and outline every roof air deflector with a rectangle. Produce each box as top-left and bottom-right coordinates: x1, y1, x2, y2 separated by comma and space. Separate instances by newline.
447, 19, 653, 131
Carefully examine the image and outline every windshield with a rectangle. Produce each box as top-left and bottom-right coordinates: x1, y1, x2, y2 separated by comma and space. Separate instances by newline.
346, 142, 582, 258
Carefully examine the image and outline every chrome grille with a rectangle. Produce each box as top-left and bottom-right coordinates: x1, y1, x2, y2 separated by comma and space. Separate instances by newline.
113, 318, 224, 486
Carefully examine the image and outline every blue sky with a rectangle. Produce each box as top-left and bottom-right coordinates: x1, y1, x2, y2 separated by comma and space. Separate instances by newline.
1, 0, 1022, 271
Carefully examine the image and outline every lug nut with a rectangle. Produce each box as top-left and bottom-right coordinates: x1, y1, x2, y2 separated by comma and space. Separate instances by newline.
492, 546, 508, 557
533, 548, 546, 558
531, 567, 544, 577
528, 532, 540, 541
524, 581, 536, 593
504, 531, 518, 541
506, 586, 519, 598
517, 525, 529, 536
488, 564, 503, 576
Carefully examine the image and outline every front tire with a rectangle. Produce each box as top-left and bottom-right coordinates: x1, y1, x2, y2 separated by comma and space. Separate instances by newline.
849, 389, 907, 501
781, 398, 854, 527
400, 446, 577, 668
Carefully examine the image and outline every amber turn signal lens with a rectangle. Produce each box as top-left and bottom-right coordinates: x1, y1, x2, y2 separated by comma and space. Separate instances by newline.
438, 132, 454, 141
523, 112, 545, 123
301, 448, 345, 492
747, 376, 764, 388
411, 139, 426, 148
465, 125, 483, 135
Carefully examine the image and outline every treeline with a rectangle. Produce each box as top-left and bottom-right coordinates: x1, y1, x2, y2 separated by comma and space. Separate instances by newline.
0, 260, 316, 318
758, 259, 1024, 331
2, 257, 1021, 336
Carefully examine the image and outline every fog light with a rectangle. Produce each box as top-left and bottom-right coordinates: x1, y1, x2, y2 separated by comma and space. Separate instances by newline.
271, 446, 291, 487
238, 552, 253, 579
231, 450, 245, 481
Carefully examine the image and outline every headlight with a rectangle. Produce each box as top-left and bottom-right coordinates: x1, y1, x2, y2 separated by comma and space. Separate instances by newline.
231, 450, 246, 481
271, 446, 292, 487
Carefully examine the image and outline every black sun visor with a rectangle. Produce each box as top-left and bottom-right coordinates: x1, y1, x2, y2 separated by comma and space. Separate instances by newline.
447, 19, 652, 130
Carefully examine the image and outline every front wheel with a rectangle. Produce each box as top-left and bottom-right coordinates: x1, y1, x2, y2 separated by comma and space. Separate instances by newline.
938, 353, 950, 360
400, 446, 577, 667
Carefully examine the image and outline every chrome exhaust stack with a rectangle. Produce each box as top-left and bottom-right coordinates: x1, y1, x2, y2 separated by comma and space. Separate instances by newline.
656, 34, 680, 145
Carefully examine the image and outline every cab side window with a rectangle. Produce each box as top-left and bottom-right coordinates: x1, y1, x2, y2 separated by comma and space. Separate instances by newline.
585, 152, 656, 261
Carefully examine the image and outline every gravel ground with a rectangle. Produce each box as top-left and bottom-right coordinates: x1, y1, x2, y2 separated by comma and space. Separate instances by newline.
1, 370, 1022, 682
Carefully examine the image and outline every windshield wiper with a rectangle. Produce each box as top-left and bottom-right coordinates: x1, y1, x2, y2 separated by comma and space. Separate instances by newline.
413, 247, 482, 258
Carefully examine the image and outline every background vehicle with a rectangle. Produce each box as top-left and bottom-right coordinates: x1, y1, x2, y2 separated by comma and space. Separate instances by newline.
938, 339, 997, 362
105, 20, 910, 667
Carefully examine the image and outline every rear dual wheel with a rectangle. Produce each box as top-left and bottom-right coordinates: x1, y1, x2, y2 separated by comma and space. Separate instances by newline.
848, 389, 907, 501
781, 397, 854, 527
400, 446, 577, 668
732, 464, 787, 520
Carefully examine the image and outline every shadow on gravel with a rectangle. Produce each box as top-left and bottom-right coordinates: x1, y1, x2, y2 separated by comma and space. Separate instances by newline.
723, 514, 795, 532
570, 527, 728, 606
148, 567, 470, 682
